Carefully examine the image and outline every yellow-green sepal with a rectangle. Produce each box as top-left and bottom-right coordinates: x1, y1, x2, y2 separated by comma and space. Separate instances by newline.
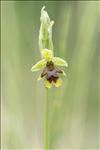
53, 57, 68, 67
31, 59, 46, 72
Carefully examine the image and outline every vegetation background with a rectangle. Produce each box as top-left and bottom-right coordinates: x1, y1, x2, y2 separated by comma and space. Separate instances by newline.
1, 1, 99, 149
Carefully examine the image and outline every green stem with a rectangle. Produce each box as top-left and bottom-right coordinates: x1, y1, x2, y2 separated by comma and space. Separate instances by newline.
45, 88, 49, 150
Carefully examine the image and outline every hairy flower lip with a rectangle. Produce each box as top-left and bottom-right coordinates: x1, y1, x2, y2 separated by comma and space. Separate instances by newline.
41, 61, 63, 78
46, 70, 59, 83
40, 61, 63, 85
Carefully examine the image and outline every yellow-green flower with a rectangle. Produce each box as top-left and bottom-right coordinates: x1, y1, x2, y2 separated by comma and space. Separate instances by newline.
31, 49, 68, 88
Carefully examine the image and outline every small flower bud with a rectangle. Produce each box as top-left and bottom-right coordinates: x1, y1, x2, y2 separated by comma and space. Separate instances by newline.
39, 6, 54, 54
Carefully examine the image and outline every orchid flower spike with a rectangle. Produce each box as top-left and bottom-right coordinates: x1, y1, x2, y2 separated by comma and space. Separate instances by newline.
31, 7, 68, 89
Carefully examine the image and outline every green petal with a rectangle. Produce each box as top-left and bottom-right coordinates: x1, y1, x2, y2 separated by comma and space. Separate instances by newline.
44, 80, 52, 88
31, 59, 46, 72
53, 57, 68, 67
54, 78, 62, 87
41, 49, 53, 61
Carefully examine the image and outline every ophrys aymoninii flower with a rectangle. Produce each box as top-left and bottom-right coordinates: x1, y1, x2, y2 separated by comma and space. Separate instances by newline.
31, 49, 68, 88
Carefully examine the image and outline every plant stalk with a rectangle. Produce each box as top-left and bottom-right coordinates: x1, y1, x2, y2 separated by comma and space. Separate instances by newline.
45, 88, 49, 150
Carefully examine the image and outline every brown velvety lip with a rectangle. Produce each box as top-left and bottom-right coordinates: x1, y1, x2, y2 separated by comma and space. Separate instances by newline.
41, 61, 63, 83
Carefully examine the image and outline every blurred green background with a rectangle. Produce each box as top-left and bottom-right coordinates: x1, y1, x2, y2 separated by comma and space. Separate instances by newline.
1, 1, 99, 149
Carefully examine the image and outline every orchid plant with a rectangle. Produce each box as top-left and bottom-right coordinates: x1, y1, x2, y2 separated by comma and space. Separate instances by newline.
31, 6, 68, 89
31, 6, 68, 150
